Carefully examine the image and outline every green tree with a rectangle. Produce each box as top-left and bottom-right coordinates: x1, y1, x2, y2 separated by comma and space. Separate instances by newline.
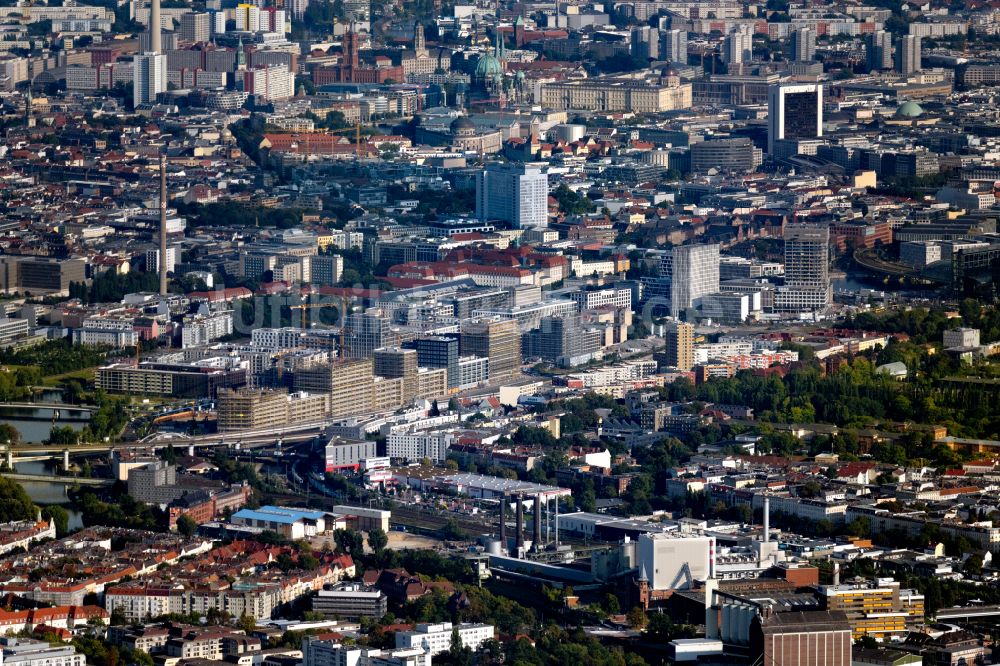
176, 514, 198, 536
333, 528, 365, 555
0, 423, 20, 446
368, 528, 388, 554
626, 606, 647, 629
237, 614, 257, 634
552, 184, 596, 215
0, 477, 36, 522
42, 505, 70, 537
47, 425, 79, 446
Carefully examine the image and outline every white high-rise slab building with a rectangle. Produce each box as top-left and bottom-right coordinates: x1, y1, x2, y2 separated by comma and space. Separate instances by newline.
790, 27, 815, 62
723, 26, 752, 66
663, 28, 687, 64
896, 34, 921, 74
133, 0, 166, 107
767, 82, 823, 154
133, 52, 166, 106
866, 30, 893, 72
476, 163, 549, 228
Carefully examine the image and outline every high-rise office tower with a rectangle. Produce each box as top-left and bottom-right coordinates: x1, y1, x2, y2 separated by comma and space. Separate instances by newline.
461, 318, 521, 380
133, 0, 166, 107
476, 163, 549, 229
777, 224, 831, 312
865, 31, 893, 72
767, 83, 823, 155
179, 12, 210, 43
522, 314, 601, 367
896, 34, 921, 75
789, 27, 815, 62
344, 309, 391, 358
663, 321, 694, 371
670, 244, 720, 318
662, 29, 687, 64
723, 26, 753, 66
631, 26, 660, 60
409, 336, 460, 389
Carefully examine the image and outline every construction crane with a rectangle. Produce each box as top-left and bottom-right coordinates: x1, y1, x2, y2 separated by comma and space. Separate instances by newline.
299, 123, 366, 156
327, 123, 365, 156
287, 302, 344, 331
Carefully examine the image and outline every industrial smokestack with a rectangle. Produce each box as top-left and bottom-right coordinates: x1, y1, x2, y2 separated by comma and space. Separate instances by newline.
158, 153, 168, 296
763, 495, 770, 543
515, 494, 524, 555
554, 496, 559, 545
499, 494, 506, 552
833, 561, 840, 586
533, 494, 542, 551
150, 0, 162, 54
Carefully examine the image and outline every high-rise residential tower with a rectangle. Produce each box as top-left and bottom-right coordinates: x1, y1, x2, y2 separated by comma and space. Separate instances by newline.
723, 26, 753, 67
476, 163, 549, 228
662, 29, 687, 64
775, 224, 831, 312
133, 0, 167, 107
664, 322, 694, 371
896, 34, 921, 75
865, 31, 893, 72
789, 27, 815, 62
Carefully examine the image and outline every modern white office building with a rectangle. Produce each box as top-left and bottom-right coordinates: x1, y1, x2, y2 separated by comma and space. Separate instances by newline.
670, 244, 720, 318
767, 82, 823, 154
386, 430, 453, 463
395, 622, 495, 656
476, 163, 549, 228
775, 223, 831, 312
0, 639, 86, 666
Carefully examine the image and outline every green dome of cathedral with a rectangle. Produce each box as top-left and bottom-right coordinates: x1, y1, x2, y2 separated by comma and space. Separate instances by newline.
475, 53, 503, 79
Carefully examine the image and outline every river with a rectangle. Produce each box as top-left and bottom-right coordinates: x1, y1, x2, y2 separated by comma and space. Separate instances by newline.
11, 460, 85, 531
0, 406, 89, 444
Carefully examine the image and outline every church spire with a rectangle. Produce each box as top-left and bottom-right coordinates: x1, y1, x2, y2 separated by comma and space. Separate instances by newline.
236, 34, 246, 70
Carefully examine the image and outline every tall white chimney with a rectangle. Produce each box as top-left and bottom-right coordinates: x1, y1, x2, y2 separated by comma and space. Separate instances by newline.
763, 495, 770, 543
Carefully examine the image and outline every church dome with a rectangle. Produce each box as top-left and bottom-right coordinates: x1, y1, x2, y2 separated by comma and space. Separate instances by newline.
895, 101, 924, 118
475, 52, 503, 80
450, 115, 476, 137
